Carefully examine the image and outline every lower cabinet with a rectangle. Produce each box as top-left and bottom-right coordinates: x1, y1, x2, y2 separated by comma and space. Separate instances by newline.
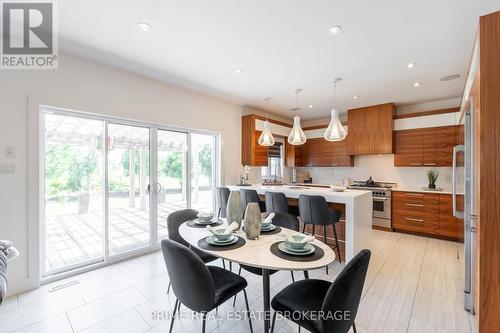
392, 191, 464, 241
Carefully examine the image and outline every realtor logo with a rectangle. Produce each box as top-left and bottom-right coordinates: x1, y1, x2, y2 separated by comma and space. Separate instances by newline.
1, 0, 58, 69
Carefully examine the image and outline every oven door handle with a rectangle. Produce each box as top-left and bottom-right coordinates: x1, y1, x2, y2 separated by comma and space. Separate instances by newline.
373, 197, 389, 201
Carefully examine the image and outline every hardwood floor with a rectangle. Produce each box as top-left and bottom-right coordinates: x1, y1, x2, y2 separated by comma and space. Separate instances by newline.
0, 231, 474, 333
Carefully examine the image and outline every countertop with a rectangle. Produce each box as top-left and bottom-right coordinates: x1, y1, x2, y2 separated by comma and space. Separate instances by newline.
392, 187, 453, 195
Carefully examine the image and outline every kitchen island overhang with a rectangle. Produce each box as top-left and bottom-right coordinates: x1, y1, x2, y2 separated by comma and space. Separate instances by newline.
226, 185, 373, 262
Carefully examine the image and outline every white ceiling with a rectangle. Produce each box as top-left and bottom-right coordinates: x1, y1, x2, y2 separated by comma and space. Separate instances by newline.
58, 0, 500, 119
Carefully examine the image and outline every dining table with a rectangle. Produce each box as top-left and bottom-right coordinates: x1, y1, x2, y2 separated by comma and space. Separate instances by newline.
179, 219, 336, 333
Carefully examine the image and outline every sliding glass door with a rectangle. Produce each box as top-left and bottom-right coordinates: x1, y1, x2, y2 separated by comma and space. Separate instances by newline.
42, 108, 219, 276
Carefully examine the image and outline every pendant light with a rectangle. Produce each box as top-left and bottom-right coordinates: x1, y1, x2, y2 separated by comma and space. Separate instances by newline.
287, 89, 307, 145
324, 78, 347, 142
258, 97, 275, 146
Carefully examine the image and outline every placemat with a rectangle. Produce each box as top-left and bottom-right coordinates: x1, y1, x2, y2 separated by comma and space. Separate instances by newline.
197, 236, 246, 251
187, 219, 223, 228
242, 226, 282, 235
270, 241, 324, 262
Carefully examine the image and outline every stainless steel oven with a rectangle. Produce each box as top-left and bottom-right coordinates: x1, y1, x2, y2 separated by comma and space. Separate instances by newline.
348, 180, 395, 229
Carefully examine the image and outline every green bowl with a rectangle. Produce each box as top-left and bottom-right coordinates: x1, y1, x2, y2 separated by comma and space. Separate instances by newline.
285, 235, 308, 250
212, 229, 232, 241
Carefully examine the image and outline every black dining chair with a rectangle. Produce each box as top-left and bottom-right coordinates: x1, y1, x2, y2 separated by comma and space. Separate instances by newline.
270, 249, 371, 333
265, 191, 300, 216
240, 189, 266, 213
299, 195, 342, 272
216, 187, 230, 218
232, 212, 307, 306
161, 239, 253, 333
166, 209, 220, 293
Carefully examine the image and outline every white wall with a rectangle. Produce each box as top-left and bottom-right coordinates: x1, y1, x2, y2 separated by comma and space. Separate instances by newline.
0, 53, 243, 294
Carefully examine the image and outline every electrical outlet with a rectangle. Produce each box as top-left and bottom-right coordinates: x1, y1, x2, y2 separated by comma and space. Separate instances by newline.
5, 146, 15, 159
0, 163, 15, 175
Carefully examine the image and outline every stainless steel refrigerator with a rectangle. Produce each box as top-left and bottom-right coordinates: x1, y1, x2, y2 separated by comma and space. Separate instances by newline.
452, 97, 477, 313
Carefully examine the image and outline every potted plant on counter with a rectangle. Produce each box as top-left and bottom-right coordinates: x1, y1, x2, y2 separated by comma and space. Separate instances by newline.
426, 169, 439, 189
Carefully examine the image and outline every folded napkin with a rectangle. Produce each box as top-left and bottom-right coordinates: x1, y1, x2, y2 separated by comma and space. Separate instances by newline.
263, 213, 275, 224
0, 240, 13, 256
206, 221, 239, 235
286, 234, 315, 243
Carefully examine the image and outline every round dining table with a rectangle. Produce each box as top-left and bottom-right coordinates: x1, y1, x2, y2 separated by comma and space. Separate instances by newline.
179, 219, 336, 332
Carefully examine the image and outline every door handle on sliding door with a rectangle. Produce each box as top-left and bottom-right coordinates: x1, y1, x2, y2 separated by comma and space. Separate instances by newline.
452, 145, 464, 219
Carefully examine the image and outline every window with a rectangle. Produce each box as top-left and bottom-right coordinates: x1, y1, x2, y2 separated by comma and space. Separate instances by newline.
262, 142, 283, 180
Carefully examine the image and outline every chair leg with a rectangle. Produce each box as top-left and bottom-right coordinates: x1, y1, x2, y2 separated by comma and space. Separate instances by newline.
217, 207, 222, 218
323, 225, 329, 275
222, 259, 226, 269
201, 313, 207, 333
229, 261, 232, 272
312, 224, 316, 236
303, 271, 309, 279
167, 281, 171, 294
243, 289, 253, 333
290, 271, 295, 283
270, 311, 277, 333
332, 223, 341, 263
232, 266, 243, 306
302, 224, 306, 233
352, 322, 357, 333
169, 299, 179, 333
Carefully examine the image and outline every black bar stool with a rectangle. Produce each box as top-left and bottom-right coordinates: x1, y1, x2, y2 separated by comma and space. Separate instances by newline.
240, 189, 266, 212
216, 187, 230, 218
264, 191, 300, 216
298, 195, 342, 273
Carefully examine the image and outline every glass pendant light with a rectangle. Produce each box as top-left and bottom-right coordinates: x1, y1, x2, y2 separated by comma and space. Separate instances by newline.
258, 97, 275, 146
287, 89, 307, 145
324, 78, 347, 142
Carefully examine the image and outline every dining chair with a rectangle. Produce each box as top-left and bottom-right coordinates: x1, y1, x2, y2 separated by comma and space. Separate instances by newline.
166, 209, 220, 293
161, 239, 253, 333
240, 189, 266, 213
264, 191, 300, 216
216, 187, 230, 218
270, 249, 371, 333
298, 195, 342, 273
232, 212, 306, 306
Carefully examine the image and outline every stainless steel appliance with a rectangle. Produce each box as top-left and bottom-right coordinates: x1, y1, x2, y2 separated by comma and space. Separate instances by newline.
348, 179, 396, 228
452, 98, 476, 313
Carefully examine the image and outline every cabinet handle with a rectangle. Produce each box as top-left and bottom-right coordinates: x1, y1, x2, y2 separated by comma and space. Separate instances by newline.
424, 163, 437, 166
330, 164, 339, 167
410, 163, 423, 166
405, 193, 424, 197
405, 203, 424, 207
405, 217, 424, 222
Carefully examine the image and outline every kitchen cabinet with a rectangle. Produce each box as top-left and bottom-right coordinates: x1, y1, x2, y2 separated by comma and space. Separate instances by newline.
392, 191, 463, 240
241, 115, 269, 166
394, 125, 458, 166
299, 138, 353, 167
347, 103, 395, 155
285, 141, 302, 167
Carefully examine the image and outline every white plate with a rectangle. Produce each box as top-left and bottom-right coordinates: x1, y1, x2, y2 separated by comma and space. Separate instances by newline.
194, 217, 219, 225
261, 224, 276, 232
278, 242, 315, 256
206, 235, 238, 246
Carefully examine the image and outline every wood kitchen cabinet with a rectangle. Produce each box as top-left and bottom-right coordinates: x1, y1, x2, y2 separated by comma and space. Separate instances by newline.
285, 141, 302, 167
347, 103, 395, 155
392, 191, 464, 241
241, 115, 268, 166
394, 125, 458, 166
300, 138, 353, 167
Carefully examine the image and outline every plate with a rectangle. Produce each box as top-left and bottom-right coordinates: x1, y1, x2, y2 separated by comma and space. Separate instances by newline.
278, 242, 315, 256
206, 235, 238, 246
194, 217, 220, 225
284, 243, 312, 253
261, 224, 276, 232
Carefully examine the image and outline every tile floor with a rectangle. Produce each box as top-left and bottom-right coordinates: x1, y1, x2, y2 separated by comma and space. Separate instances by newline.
1, 230, 476, 333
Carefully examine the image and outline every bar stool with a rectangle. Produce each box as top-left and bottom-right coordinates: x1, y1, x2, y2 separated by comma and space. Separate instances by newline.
216, 187, 230, 218
240, 189, 266, 212
264, 191, 300, 216
298, 195, 342, 273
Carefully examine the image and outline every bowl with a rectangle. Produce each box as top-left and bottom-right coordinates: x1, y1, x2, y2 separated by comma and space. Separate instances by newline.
211, 229, 232, 241
262, 220, 273, 229
330, 185, 347, 192
197, 212, 214, 221
285, 235, 309, 250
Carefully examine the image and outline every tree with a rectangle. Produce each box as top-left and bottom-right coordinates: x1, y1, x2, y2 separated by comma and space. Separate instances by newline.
198, 145, 213, 185
161, 152, 183, 187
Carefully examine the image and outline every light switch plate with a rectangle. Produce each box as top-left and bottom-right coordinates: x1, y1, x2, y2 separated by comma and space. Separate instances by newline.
5, 146, 15, 159
0, 163, 15, 175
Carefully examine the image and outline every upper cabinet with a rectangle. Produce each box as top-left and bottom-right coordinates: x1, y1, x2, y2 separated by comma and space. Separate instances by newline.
394, 125, 458, 166
300, 138, 353, 167
241, 115, 269, 166
347, 103, 396, 155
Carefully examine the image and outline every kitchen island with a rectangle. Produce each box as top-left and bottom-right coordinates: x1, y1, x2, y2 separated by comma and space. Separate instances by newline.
227, 184, 372, 262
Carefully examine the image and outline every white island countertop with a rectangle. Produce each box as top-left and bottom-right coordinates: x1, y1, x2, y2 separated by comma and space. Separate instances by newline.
227, 184, 373, 262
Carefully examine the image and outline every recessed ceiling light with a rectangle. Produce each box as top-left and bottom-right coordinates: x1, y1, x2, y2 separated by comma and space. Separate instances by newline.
308, 104, 314, 109
330, 26, 342, 35
353, 95, 359, 99
235, 68, 243, 74
407, 62, 417, 68
413, 82, 422, 87
440, 74, 461, 81
137, 22, 152, 31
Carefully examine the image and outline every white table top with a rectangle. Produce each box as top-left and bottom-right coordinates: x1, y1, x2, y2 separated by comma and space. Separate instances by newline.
179, 220, 336, 271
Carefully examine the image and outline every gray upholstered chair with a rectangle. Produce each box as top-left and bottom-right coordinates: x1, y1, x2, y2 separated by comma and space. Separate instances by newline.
216, 187, 230, 218
265, 191, 300, 216
240, 189, 266, 213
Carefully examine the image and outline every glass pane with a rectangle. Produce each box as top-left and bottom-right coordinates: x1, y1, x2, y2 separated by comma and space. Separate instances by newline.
190, 133, 216, 212
43, 113, 104, 274
107, 123, 150, 255
157, 130, 188, 240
